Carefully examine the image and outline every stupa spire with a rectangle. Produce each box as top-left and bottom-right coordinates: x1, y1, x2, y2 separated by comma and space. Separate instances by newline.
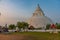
36, 4, 40, 11
33, 4, 44, 16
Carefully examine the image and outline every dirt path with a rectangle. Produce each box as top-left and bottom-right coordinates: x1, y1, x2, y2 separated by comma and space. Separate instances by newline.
0, 34, 25, 40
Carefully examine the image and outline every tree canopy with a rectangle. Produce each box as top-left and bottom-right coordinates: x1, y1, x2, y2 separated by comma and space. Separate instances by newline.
9, 24, 16, 29
17, 22, 29, 29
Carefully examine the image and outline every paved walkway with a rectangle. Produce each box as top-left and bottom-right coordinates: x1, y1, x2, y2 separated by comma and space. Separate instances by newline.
28, 29, 60, 32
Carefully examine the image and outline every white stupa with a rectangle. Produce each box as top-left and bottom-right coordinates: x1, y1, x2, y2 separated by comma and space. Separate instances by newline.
28, 4, 53, 28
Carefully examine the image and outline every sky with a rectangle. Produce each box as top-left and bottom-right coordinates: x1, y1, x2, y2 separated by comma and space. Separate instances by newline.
0, 0, 60, 25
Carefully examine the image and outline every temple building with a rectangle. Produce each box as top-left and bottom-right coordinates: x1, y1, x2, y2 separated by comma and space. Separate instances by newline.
27, 4, 53, 28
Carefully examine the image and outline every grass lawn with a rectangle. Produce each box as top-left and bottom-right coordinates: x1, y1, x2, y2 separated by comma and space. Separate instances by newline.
0, 32, 60, 40
9, 32, 60, 40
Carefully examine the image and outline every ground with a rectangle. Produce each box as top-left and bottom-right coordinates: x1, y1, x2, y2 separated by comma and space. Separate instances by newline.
0, 32, 60, 40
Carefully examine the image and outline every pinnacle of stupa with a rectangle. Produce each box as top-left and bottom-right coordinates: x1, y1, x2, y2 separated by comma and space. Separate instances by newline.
33, 4, 44, 16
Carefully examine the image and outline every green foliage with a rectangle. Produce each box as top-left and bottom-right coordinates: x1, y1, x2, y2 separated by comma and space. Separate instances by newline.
56, 23, 60, 29
9, 24, 16, 29
46, 24, 51, 29
17, 22, 22, 29
17, 22, 29, 29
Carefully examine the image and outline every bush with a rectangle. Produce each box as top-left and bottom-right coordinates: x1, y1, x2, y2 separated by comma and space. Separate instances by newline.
46, 24, 51, 29
56, 24, 60, 29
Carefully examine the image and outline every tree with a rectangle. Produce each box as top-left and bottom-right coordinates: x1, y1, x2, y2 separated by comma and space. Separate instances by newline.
56, 23, 60, 29
0, 26, 2, 32
46, 24, 51, 29
22, 22, 29, 29
17, 22, 29, 29
17, 22, 23, 29
9, 24, 16, 30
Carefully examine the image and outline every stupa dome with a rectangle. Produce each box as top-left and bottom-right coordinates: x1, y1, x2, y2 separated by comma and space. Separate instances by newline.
28, 4, 53, 28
